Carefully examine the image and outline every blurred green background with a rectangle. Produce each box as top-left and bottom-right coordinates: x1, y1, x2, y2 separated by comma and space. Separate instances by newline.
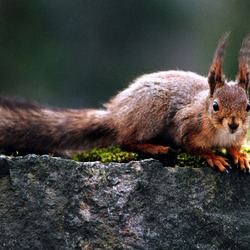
0, 0, 249, 108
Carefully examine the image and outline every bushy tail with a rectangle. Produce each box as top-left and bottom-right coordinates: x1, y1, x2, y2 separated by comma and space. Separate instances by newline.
0, 97, 116, 157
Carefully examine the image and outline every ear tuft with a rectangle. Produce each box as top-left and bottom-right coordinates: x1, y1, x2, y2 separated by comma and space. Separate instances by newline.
208, 32, 230, 97
237, 34, 250, 94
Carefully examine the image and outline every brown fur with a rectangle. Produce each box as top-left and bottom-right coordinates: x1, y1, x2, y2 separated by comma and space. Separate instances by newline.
0, 33, 250, 172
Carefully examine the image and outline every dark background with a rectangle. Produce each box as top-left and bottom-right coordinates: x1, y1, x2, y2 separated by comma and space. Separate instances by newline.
0, 0, 249, 108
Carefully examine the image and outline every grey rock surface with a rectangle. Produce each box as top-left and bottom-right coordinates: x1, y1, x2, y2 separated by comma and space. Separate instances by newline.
0, 155, 250, 250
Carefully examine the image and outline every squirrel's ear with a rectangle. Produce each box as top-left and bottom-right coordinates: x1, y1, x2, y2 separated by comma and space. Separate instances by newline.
208, 32, 230, 97
237, 34, 250, 94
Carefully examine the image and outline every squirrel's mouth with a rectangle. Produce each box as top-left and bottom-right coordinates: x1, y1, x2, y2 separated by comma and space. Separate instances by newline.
229, 129, 237, 134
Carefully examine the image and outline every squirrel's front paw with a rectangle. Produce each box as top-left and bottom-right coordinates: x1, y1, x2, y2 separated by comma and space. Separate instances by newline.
205, 155, 230, 172
229, 151, 249, 172
227, 147, 250, 172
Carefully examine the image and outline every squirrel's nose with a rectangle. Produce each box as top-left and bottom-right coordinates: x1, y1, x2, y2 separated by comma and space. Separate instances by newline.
228, 123, 239, 132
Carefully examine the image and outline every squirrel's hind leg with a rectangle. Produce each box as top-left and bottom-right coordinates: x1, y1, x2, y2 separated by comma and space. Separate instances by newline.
123, 142, 170, 156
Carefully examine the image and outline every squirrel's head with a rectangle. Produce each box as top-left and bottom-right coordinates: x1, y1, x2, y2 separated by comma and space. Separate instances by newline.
208, 32, 250, 134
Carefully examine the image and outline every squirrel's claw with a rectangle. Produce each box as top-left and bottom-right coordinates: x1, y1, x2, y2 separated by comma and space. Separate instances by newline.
228, 149, 250, 172
206, 155, 230, 172
237, 154, 249, 172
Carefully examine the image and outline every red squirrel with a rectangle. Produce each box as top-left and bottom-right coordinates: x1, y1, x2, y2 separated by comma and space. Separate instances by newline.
0, 32, 249, 172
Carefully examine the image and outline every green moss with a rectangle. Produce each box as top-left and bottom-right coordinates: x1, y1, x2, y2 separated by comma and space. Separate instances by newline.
73, 146, 142, 163
72, 145, 250, 167
72, 146, 208, 166
174, 150, 208, 168
72, 147, 207, 167
173, 147, 250, 168
242, 145, 250, 154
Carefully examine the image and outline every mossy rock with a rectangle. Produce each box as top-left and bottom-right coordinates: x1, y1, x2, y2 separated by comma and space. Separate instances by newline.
72, 146, 205, 167
73, 145, 250, 167
73, 146, 142, 163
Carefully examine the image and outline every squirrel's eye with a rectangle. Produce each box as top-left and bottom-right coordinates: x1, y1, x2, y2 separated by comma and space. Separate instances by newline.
246, 102, 250, 112
213, 101, 219, 111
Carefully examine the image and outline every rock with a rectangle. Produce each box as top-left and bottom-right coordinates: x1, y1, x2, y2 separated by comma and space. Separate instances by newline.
0, 155, 250, 249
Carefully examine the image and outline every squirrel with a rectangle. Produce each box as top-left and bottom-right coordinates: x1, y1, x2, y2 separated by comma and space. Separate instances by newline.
0, 32, 249, 172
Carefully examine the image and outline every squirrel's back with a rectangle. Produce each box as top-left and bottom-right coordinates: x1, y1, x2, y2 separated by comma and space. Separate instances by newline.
106, 70, 208, 146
